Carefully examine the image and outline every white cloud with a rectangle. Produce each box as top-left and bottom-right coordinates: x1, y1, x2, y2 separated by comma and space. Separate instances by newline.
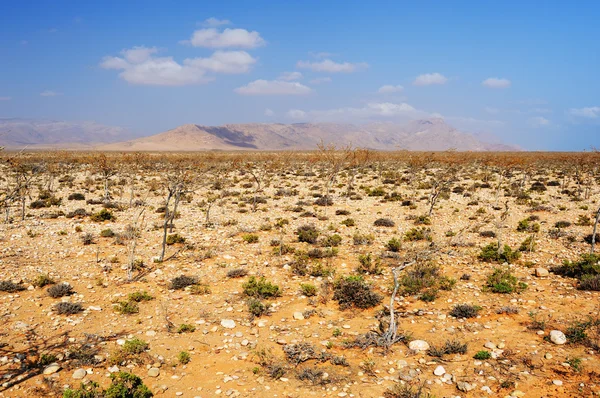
184, 51, 256, 74
309, 51, 336, 59
121, 46, 158, 63
378, 84, 404, 94
413, 73, 448, 86
40, 90, 62, 97
101, 47, 257, 85
529, 116, 550, 127
286, 102, 427, 122
278, 71, 302, 81
184, 28, 265, 49
235, 80, 312, 95
310, 77, 332, 84
482, 77, 511, 89
100, 49, 211, 86
286, 109, 307, 119
569, 106, 600, 119
201, 17, 231, 27
264, 108, 275, 117
296, 59, 368, 73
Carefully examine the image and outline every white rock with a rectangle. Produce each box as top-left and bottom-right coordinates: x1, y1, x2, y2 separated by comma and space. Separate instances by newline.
553, 380, 563, 386
148, 367, 160, 377
293, 312, 304, 320
535, 268, 549, 277
408, 340, 429, 352
108, 365, 119, 373
72, 369, 87, 379
433, 365, 445, 376
221, 319, 236, 329
550, 330, 567, 345
43, 363, 61, 375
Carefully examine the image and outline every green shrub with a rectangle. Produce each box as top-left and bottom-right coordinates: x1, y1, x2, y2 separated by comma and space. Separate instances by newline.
122, 338, 148, 355
247, 298, 268, 317
449, 304, 481, 318
516, 219, 540, 233
473, 350, 491, 360
519, 236, 537, 252
404, 227, 431, 242
100, 228, 115, 238
114, 300, 139, 315
300, 283, 318, 297
333, 275, 382, 310
353, 232, 374, 245
341, 218, 355, 227
128, 291, 154, 302
485, 268, 527, 293
385, 237, 402, 252
321, 234, 342, 247
33, 274, 55, 288
104, 371, 153, 398
243, 276, 281, 299
297, 224, 319, 244
242, 233, 259, 243
177, 323, 196, 333
479, 243, 521, 264
166, 233, 185, 245
90, 209, 115, 222
178, 351, 191, 365
356, 253, 382, 275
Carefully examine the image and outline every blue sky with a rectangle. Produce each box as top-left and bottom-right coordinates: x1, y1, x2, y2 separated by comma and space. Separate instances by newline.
0, 0, 598, 150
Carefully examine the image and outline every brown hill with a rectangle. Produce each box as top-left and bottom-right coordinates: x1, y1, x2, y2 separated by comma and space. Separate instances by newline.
99, 119, 518, 151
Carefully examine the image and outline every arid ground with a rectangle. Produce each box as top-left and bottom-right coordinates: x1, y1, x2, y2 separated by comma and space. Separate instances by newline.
1, 150, 599, 398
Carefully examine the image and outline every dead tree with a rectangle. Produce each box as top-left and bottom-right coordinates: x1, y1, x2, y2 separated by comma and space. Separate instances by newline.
89, 153, 119, 202
158, 166, 192, 262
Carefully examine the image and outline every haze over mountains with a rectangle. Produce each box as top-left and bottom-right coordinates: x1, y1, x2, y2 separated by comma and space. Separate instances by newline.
1, 117, 519, 151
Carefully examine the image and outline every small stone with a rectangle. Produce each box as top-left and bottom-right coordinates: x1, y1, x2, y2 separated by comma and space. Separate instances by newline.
433, 365, 445, 376
535, 268, 549, 277
108, 365, 119, 373
293, 312, 304, 320
457, 381, 474, 392
552, 380, 563, 386
544, 353, 553, 359
408, 340, 429, 352
72, 369, 87, 379
221, 319, 236, 329
43, 363, 61, 375
511, 390, 525, 397
148, 367, 160, 377
484, 342, 496, 350
549, 330, 567, 345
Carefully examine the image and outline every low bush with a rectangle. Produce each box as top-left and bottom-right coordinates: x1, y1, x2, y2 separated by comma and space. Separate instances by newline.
449, 304, 481, 318
478, 242, 521, 263
242, 233, 259, 243
54, 302, 83, 315
374, 218, 395, 227
33, 274, 55, 288
90, 209, 115, 222
0, 280, 26, 293
227, 268, 249, 278
333, 275, 382, 310
64, 372, 152, 398
297, 224, 319, 244
48, 283, 74, 298
67, 192, 86, 201
169, 275, 198, 290
114, 300, 139, 315
385, 237, 402, 252
485, 268, 527, 293
243, 276, 281, 299
356, 253, 382, 275
247, 298, 269, 317
166, 233, 185, 245
300, 283, 317, 297
404, 227, 431, 242
473, 350, 491, 360
178, 351, 191, 365
177, 323, 196, 333
353, 232, 374, 245
128, 291, 154, 302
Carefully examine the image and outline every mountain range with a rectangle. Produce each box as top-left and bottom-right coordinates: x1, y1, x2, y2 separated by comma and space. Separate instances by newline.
0, 118, 519, 151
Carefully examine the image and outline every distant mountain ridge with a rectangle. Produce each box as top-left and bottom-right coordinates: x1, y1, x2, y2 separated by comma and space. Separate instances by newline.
0, 118, 136, 148
0, 117, 520, 151
99, 118, 519, 151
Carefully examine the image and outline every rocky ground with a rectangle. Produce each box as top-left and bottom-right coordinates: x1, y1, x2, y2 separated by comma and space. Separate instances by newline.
1, 161, 599, 398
